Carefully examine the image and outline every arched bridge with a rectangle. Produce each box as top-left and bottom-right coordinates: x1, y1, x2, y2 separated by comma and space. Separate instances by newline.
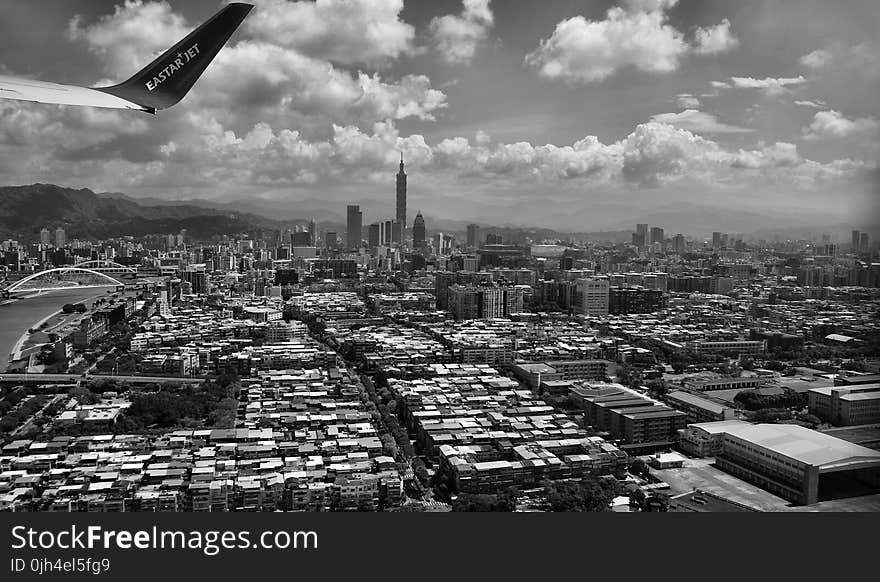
72, 260, 137, 274
3, 267, 126, 294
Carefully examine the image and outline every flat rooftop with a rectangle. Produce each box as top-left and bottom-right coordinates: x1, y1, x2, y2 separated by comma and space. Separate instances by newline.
667, 390, 729, 415
724, 423, 880, 470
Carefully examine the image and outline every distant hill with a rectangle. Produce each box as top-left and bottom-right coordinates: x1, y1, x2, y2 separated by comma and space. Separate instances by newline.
0, 184, 284, 241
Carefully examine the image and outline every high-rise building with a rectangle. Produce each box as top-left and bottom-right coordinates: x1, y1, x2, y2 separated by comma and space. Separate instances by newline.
346, 205, 362, 250
381, 220, 394, 246
650, 227, 664, 245
40, 228, 51, 246
672, 234, 686, 254
852, 230, 861, 250
413, 212, 426, 249
55, 227, 66, 248
575, 277, 610, 317
466, 224, 480, 249
368, 223, 381, 248
396, 153, 407, 244
325, 231, 337, 250
636, 224, 648, 246
712, 231, 724, 250
860, 232, 870, 253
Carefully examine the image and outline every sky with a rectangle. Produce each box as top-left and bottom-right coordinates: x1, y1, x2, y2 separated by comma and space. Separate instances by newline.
0, 0, 878, 232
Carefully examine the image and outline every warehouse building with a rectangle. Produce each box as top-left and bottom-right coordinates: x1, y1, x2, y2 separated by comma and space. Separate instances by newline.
713, 423, 880, 505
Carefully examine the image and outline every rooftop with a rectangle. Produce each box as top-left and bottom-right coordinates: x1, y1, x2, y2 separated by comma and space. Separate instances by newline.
723, 423, 880, 470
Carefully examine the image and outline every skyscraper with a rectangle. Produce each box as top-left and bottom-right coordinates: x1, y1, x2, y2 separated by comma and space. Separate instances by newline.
672, 234, 686, 254
395, 153, 407, 244
346, 205, 362, 251
860, 232, 869, 253
575, 277, 610, 317
650, 227, 664, 245
40, 228, 51, 246
852, 230, 861, 250
55, 227, 66, 248
368, 222, 381, 248
413, 211, 426, 249
466, 224, 480, 249
712, 231, 724, 250
636, 223, 648, 246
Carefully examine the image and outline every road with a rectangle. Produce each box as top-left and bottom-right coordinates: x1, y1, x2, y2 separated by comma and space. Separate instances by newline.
0, 289, 107, 372
0, 373, 207, 385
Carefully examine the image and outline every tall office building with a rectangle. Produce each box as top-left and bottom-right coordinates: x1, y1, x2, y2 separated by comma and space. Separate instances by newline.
346, 205, 362, 250
650, 227, 664, 245
852, 230, 861, 250
40, 228, 51, 246
466, 224, 480, 249
368, 223, 381, 248
575, 277, 610, 317
325, 231, 337, 250
860, 232, 869, 253
635, 224, 648, 246
712, 231, 724, 250
395, 154, 407, 244
55, 227, 66, 248
413, 212, 426, 249
381, 220, 394, 246
672, 234, 686, 254
308, 220, 317, 246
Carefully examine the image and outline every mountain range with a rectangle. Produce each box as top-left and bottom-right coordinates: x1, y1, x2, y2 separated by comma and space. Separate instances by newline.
0, 183, 872, 243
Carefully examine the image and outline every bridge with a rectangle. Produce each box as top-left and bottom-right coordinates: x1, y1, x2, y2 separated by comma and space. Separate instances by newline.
72, 260, 137, 274
3, 267, 126, 294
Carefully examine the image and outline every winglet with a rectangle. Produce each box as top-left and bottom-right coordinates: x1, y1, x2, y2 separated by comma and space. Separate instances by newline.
96, 3, 253, 112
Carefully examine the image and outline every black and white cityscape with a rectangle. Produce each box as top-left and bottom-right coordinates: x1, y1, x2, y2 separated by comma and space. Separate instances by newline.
0, 0, 878, 513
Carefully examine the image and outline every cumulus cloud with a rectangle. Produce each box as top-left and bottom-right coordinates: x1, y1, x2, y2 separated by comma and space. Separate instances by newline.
525, 0, 738, 85
799, 43, 878, 72
67, 0, 190, 79
693, 19, 739, 55
66, 1, 446, 132
727, 76, 807, 96
802, 110, 880, 142
428, 0, 495, 65
244, 0, 415, 67
675, 94, 701, 109
650, 110, 753, 134
799, 48, 832, 70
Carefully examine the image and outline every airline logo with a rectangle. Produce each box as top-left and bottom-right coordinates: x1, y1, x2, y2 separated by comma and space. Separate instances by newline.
145, 44, 200, 92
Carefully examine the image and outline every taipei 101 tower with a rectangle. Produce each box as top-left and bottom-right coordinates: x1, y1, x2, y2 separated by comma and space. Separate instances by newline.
395, 153, 407, 244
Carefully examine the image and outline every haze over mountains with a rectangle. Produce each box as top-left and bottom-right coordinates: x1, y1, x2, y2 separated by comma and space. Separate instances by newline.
0, 183, 872, 243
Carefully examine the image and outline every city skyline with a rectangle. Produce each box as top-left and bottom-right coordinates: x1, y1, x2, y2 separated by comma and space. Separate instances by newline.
0, 0, 877, 232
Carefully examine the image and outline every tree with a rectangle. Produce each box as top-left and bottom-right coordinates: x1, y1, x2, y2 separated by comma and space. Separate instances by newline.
629, 488, 647, 511
646, 380, 668, 398
628, 458, 650, 479
542, 476, 617, 512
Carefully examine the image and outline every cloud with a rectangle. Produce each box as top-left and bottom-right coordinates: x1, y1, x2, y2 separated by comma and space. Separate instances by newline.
428, 0, 495, 65
794, 100, 826, 109
728, 76, 807, 96
675, 94, 701, 109
802, 110, 880, 142
650, 110, 753, 134
693, 19, 739, 55
66, 1, 446, 132
524, 1, 738, 85
244, 0, 415, 67
799, 43, 878, 72
799, 48, 832, 69
67, 0, 191, 79
710, 81, 731, 89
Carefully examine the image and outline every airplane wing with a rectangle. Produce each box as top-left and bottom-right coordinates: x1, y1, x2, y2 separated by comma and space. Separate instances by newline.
0, 2, 253, 114
0, 75, 150, 112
